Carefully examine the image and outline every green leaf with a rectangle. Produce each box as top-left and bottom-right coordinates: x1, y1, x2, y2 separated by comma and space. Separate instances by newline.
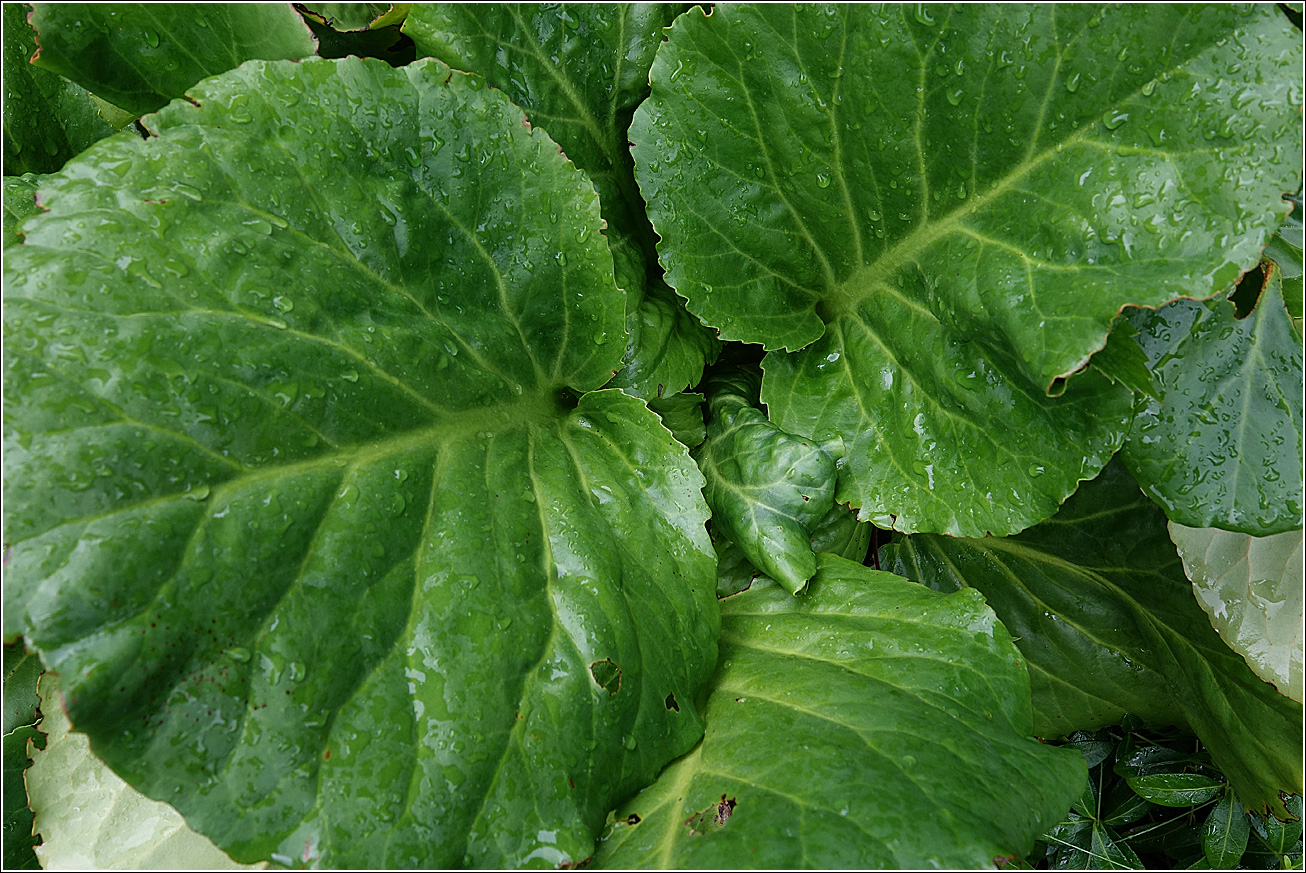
1122, 272, 1304, 536
2, 2, 115, 176
1169, 522, 1304, 703
1090, 320, 1157, 400
299, 3, 397, 31
1101, 780, 1151, 828
2, 56, 718, 867
1251, 795, 1304, 855
697, 367, 836, 594
634, 5, 1300, 537
2, 642, 43, 870
648, 391, 705, 450
403, 3, 721, 400
1087, 822, 1144, 869
1265, 202, 1303, 336
594, 556, 1087, 869
1126, 774, 1224, 808
28, 3, 316, 117
882, 462, 1304, 817
1204, 788, 1252, 867
27, 674, 262, 870
3, 174, 42, 250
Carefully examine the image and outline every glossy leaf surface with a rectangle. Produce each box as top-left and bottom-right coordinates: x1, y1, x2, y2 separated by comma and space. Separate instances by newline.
1122, 273, 1304, 535
27, 675, 262, 870
2, 644, 42, 870
3, 175, 42, 249
594, 556, 1086, 869
1203, 787, 1251, 867
1169, 522, 1304, 703
2, 2, 115, 176
883, 463, 1303, 817
2, 57, 718, 867
403, 3, 719, 400
697, 367, 836, 594
28, 3, 316, 117
648, 391, 705, 450
1124, 774, 1223, 808
1265, 200, 1303, 334
635, 4, 1301, 536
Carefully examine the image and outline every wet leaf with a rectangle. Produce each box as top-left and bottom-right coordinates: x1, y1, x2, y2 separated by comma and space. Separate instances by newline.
634, 5, 1300, 537
1122, 271, 1303, 536
1126, 774, 1224, 808
1203, 787, 1251, 867
594, 556, 1087, 868
28, 3, 316, 117
1250, 794, 1304, 855
27, 674, 261, 870
298, 3, 397, 32
404, 4, 720, 400
2, 642, 43, 870
883, 462, 1303, 817
1169, 522, 1304, 703
648, 391, 705, 450
2, 3, 115, 176
2, 57, 717, 867
3, 174, 42, 250
697, 367, 836, 594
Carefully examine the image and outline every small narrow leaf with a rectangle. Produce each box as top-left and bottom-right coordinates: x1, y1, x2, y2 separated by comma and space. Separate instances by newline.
1168, 522, 1304, 703
1203, 788, 1251, 867
697, 367, 836, 594
1090, 320, 1157, 400
1126, 774, 1224, 808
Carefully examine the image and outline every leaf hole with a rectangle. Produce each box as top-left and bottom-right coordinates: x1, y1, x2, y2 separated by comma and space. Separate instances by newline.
1228, 264, 1266, 319
686, 794, 736, 835
665, 693, 679, 711
589, 659, 621, 694
625, 814, 641, 825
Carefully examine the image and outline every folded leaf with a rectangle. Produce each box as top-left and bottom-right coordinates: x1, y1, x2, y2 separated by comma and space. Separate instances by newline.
28, 3, 316, 117
634, 4, 1300, 536
883, 462, 1303, 817
1169, 522, 1304, 703
2, 57, 718, 867
1122, 270, 1304, 535
697, 367, 836, 594
648, 391, 705, 450
403, 3, 720, 400
594, 556, 1086, 869
3, 3, 115, 176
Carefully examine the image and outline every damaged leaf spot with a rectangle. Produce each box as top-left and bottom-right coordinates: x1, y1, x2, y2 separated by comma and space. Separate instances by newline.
625, 814, 641, 825
664, 692, 680, 711
589, 659, 621, 694
686, 794, 736, 835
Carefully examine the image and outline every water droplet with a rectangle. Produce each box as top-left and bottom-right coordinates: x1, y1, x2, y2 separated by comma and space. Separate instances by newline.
1027, 464, 1045, 478
815, 172, 831, 188
1141, 79, 1157, 97
342, 370, 359, 382
143, 28, 160, 48
184, 483, 211, 501
287, 661, 305, 683
1102, 111, 1129, 130
226, 647, 251, 663
557, 252, 568, 267
1064, 72, 1081, 93
623, 735, 638, 750
272, 296, 294, 313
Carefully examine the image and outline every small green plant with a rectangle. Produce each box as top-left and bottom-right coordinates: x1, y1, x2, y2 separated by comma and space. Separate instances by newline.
3, 3, 1302, 869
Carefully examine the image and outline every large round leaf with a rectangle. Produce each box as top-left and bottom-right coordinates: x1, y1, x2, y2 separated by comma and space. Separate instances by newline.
404, 3, 721, 400
632, 4, 1301, 536
2, 57, 718, 868
883, 462, 1304, 818
593, 557, 1086, 869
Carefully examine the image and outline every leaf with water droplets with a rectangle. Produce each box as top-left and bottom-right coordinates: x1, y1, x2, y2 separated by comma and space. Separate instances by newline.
2, 56, 717, 867
3, 174, 42, 249
593, 556, 1087, 869
403, 4, 721, 400
882, 462, 1304, 818
1122, 267, 1303, 536
2, 2, 115, 175
633, 5, 1301, 536
27, 3, 315, 117
1169, 521, 1304, 703
696, 367, 836, 595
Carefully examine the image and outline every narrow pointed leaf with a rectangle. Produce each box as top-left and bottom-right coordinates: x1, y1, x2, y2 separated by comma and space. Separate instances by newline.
697, 367, 836, 594
28, 3, 316, 117
1122, 271, 1304, 535
3, 3, 114, 176
1204, 788, 1252, 867
1169, 522, 1304, 703
1126, 774, 1224, 808
594, 556, 1087, 869
2, 57, 718, 867
1089, 822, 1144, 869
404, 4, 721, 400
634, 4, 1300, 536
883, 462, 1304, 817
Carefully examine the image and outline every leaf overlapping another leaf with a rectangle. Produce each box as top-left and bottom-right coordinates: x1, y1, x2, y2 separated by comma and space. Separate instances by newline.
633, 4, 1302, 537
883, 463, 1304, 817
2, 56, 718, 868
595, 556, 1087, 869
